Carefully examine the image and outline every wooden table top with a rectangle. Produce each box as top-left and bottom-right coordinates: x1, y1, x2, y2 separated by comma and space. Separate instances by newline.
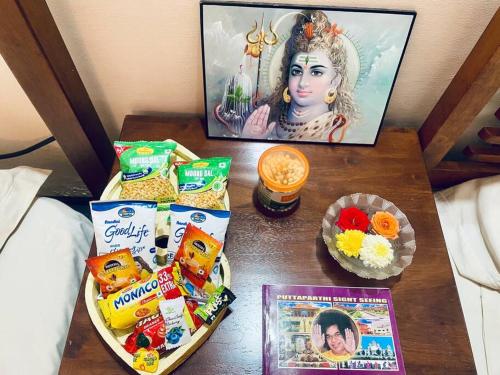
59, 115, 475, 374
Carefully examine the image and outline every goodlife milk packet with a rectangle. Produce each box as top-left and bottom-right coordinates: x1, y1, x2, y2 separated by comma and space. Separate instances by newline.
90, 200, 158, 270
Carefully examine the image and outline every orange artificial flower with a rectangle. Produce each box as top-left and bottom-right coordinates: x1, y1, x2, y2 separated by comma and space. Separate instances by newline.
371, 211, 400, 240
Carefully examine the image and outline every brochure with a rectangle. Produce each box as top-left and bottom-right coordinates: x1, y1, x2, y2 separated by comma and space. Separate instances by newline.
263, 285, 405, 374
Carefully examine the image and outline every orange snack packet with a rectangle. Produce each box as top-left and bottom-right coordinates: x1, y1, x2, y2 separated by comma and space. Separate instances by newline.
86, 248, 141, 298
174, 224, 222, 288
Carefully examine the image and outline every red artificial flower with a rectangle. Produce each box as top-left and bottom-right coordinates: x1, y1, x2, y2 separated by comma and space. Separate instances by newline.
335, 207, 370, 232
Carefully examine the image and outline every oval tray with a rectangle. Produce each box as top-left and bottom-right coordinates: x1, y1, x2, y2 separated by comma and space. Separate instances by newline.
85, 139, 231, 374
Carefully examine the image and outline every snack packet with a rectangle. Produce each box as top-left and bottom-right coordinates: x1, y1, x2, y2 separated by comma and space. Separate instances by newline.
114, 141, 177, 208
185, 298, 204, 332
98, 273, 164, 329
90, 200, 157, 273
176, 157, 231, 210
174, 224, 222, 288
123, 313, 167, 356
182, 275, 211, 301
194, 285, 236, 325
159, 297, 192, 349
157, 263, 183, 300
167, 204, 230, 265
86, 249, 140, 298
133, 348, 159, 373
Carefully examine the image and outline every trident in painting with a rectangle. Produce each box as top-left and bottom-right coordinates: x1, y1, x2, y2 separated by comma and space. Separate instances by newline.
245, 13, 278, 103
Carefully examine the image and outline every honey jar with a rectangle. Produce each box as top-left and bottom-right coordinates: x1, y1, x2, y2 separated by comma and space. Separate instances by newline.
257, 145, 310, 214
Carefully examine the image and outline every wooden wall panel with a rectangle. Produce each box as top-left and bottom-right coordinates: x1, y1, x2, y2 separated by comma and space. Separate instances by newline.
418, 8, 500, 171
0, 0, 113, 197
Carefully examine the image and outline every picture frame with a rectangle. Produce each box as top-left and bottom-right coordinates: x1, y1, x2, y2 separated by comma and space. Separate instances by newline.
200, 1, 416, 145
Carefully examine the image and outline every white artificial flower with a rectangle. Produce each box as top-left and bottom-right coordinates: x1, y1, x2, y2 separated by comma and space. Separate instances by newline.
360, 234, 394, 268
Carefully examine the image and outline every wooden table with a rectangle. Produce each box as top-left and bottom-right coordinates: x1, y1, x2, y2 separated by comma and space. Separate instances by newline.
59, 115, 475, 374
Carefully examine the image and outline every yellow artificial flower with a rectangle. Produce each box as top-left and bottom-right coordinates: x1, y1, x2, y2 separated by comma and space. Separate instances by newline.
335, 230, 366, 257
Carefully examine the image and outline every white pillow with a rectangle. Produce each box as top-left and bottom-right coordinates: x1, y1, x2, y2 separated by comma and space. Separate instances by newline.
0, 197, 93, 375
0, 166, 50, 249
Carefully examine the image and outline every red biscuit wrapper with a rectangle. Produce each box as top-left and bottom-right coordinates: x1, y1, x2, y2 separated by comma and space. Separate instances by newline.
123, 313, 167, 356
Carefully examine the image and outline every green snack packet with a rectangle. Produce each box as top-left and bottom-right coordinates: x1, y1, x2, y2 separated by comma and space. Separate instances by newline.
114, 141, 178, 205
176, 157, 232, 210
194, 285, 236, 325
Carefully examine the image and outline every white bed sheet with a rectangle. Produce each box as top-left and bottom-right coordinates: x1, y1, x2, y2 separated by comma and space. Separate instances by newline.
0, 167, 93, 375
435, 175, 500, 375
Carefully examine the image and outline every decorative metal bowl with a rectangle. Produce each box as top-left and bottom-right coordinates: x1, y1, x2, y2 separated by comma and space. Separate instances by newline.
322, 193, 416, 279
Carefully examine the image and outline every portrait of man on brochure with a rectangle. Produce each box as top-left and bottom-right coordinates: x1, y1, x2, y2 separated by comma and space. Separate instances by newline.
202, 3, 415, 145
311, 309, 360, 362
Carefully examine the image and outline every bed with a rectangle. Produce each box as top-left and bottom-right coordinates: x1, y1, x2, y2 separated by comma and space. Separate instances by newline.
420, 11, 499, 374
0, 167, 94, 375
434, 174, 500, 375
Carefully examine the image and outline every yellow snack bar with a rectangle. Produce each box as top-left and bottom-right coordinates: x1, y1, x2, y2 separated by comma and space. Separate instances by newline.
133, 348, 159, 373
98, 273, 164, 330
172, 261, 190, 296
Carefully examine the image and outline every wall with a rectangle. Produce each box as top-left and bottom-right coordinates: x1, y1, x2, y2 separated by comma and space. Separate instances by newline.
0, 0, 498, 195
0, 55, 89, 196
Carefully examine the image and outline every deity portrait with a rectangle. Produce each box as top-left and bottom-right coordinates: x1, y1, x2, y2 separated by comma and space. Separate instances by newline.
202, 3, 415, 145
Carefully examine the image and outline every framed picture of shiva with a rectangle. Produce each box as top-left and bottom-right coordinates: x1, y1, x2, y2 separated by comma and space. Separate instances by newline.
200, 1, 416, 145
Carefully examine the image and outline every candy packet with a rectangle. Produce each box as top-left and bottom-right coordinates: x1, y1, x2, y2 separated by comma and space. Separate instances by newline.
86, 248, 140, 298
174, 224, 222, 288
176, 157, 231, 210
166, 204, 230, 265
159, 297, 191, 350
133, 348, 159, 373
124, 313, 167, 356
114, 141, 177, 209
185, 298, 204, 332
182, 275, 211, 301
90, 200, 157, 273
194, 285, 236, 325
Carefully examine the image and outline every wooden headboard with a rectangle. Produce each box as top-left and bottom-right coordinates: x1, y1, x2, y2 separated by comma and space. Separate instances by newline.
418, 8, 500, 189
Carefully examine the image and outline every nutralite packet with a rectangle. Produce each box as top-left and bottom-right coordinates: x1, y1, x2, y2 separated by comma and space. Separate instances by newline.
90, 200, 158, 271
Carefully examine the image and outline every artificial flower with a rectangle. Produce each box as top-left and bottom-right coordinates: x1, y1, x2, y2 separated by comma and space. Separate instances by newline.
371, 211, 400, 240
336, 207, 370, 232
335, 230, 366, 257
359, 234, 394, 268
